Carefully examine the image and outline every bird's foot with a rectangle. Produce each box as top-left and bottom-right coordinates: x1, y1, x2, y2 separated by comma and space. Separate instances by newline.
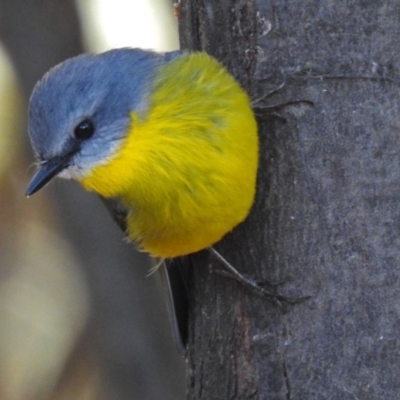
251, 80, 314, 121
209, 247, 310, 309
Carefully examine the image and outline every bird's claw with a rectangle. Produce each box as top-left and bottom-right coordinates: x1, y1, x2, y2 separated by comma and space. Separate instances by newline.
213, 264, 310, 309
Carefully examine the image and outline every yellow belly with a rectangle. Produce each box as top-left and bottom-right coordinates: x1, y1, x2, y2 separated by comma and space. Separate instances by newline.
79, 52, 258, 258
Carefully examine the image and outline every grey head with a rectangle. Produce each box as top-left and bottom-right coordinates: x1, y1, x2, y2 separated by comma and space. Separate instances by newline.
26, 48, 182, 196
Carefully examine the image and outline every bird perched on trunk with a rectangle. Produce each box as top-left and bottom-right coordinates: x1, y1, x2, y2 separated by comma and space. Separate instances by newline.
26, 48, 259, 353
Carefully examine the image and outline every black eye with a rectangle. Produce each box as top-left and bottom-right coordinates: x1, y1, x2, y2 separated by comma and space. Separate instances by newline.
74, 119, 94, 140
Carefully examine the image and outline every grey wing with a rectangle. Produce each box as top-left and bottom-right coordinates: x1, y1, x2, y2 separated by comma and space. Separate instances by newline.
158, 259, 189, 356
99, 196, 129, 232
99, 195, 189, 355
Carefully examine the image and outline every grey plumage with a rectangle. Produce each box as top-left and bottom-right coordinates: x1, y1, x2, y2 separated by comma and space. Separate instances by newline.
28, 48, 181, 178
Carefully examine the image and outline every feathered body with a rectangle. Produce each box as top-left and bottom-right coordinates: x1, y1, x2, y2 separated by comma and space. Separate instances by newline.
79, 53, 258, 257
28, 49, 258, 259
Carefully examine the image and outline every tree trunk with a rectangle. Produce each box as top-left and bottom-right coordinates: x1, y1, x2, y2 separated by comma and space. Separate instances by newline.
180, 1, 400, 398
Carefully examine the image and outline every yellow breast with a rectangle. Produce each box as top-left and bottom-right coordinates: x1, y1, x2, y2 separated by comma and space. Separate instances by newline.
79, 52, 258, 258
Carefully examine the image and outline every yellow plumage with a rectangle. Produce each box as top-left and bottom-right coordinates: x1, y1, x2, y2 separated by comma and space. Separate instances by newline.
79, 53, 258, 258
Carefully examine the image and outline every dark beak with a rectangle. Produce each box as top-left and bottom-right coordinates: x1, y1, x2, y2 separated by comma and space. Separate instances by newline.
26, 159, 67, 197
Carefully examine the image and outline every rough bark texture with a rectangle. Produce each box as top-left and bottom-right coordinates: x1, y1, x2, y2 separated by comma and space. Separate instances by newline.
180, 1, 400, 399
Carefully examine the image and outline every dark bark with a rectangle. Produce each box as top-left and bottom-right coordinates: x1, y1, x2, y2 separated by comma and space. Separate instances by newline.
180, 1, 400, 399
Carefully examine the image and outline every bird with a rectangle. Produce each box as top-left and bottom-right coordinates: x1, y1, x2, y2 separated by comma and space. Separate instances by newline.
25, 48, 259, 352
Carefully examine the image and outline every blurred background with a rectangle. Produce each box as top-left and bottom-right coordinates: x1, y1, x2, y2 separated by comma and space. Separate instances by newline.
0, 1, 186, 399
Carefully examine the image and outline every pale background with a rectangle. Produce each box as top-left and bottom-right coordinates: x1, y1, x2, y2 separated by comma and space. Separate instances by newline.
0, 1, 185, 399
